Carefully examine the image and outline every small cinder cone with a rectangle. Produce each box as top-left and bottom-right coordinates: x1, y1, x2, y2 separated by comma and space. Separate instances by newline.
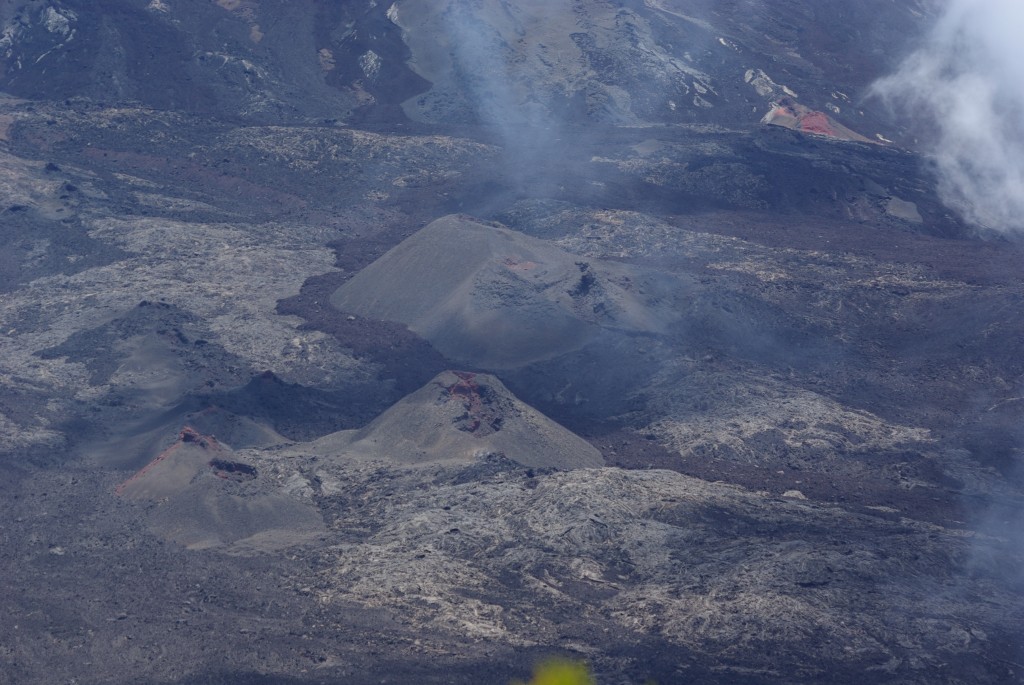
761, 97, 874, 143
309, 370, 604, 470
115, 426, 228, 500
117, 426, 323, 550
330, 214, 684, 369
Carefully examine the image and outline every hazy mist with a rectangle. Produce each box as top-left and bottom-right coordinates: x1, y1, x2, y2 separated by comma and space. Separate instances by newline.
872, 0, 1024, 234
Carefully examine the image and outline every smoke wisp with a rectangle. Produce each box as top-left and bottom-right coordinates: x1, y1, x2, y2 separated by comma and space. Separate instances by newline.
872, 0, 1024, 234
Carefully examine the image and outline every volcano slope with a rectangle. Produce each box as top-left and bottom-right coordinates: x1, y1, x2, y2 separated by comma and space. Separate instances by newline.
330, 214, 689, 369
301, 370, 603, 469
0, 1, 1023, 684
116, 426, 324, 551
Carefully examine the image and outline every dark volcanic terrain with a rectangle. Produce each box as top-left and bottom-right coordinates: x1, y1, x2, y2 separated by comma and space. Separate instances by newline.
0, 1, 1022, 684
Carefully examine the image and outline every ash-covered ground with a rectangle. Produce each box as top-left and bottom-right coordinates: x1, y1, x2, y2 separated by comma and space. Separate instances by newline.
0, 1, 1021, 683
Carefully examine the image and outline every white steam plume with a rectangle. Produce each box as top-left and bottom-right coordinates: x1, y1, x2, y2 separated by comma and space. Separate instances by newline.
872, 0, 1024, 234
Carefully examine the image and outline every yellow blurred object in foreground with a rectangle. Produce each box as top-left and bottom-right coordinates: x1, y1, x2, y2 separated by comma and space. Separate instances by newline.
514, 658, 596, 685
